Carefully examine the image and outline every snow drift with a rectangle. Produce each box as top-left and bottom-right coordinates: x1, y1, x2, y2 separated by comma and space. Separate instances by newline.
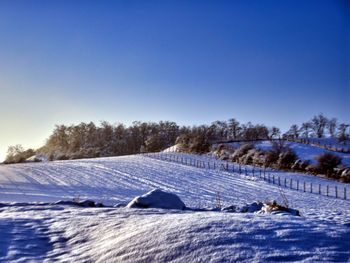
127, 189, 186, 210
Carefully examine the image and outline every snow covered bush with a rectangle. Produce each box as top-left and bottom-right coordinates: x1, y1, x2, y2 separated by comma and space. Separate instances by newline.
315, 152, 342, 177
176, 133, 210, 154
291, 159, 310, 171
231, 143, 254, 162
340, 169, 350, 183
239, 148, 253, 164
3, 145, 36, 164
277, 149, 298, 169
251, 148, 265, 166
211, 144, 235, 160
262, 150, 279, 167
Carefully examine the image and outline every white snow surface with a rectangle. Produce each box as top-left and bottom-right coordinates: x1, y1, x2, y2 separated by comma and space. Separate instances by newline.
0, 154, 350, 262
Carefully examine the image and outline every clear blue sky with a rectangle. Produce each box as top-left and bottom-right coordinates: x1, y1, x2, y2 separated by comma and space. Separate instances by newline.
0, 0, 349, 161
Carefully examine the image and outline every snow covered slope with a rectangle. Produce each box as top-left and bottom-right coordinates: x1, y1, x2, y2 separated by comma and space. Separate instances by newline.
0, 154, 349, 262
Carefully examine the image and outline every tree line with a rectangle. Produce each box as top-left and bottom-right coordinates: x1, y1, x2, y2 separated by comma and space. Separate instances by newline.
3, 114, 349, 164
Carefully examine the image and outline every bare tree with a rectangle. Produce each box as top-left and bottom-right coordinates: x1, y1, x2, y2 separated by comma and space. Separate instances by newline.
286, 124, 299, 139
311, 114, 328, 138
300, 122, 312, 138
228, 118, 241, 140
338, 123, 350, 142
269, 126, 281, 139
327, 118, 337, 138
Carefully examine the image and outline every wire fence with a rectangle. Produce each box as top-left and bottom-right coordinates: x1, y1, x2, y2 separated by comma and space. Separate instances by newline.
285, 138, 350, 154
142, 152, 348, 201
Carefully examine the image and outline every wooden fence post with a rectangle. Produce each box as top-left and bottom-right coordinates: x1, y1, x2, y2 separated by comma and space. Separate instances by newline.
278, 177, 280, 186
268, 173, 270, 183
335, 186, 338, 198
319, 184, 321, 195
327, 185, 329, 196
303, 182, 306, 192
310, 183, 313, 193
284, 178, 287, 187
290, 179, 292, 189
344, 188, 347, 200
297, 180, 299, 191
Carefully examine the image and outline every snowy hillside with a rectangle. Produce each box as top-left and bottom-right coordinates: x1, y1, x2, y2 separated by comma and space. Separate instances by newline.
0, 154, 350, 262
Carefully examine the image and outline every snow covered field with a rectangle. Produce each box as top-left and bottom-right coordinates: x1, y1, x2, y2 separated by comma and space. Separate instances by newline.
0, 154, 350, 262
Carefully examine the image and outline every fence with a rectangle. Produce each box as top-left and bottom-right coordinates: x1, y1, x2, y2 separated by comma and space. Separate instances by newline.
216, 138, 350, 154
143, 152, 348, 201
285, 138, 350, 154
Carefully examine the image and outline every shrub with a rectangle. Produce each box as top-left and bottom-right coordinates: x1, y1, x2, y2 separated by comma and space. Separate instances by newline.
176, 133, 210, 154
231, 143, 254, 161
277, 149, 298, 169
305, 164, 320, 175
189, 134, 210, 154
271, 140, 289, 154
3, 145, 36, 164
262, 150, 279, 167
315, 152, 342, 177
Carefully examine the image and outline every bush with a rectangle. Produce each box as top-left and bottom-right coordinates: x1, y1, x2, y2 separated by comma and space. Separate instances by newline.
271, 140, 289, 154
231, 143, 254, 161
305, 164, 321, 175
277, 149, 298, 169
291, 159, 310, 171
262, 150, 279, 167
3, 145, 36, 164
315, 152, 342, 177
176, 133, 210, 154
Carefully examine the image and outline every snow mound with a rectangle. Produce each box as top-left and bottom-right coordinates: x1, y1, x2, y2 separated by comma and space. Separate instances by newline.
26, 154, 48, 162
127, 189, 186, 210
163, 144, 179, 152
222, 201, 300, 216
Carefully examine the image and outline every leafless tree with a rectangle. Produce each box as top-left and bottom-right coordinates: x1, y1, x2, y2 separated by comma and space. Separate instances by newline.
311, 114, 328, 138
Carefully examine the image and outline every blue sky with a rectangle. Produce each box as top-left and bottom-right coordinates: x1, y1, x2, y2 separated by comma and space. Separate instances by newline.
0, 0, 349, 160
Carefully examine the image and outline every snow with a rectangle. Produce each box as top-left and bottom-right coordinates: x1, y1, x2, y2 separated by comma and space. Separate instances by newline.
0, 154, 350, 262
26, 154, 48, 162
127, 188, 186, 209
